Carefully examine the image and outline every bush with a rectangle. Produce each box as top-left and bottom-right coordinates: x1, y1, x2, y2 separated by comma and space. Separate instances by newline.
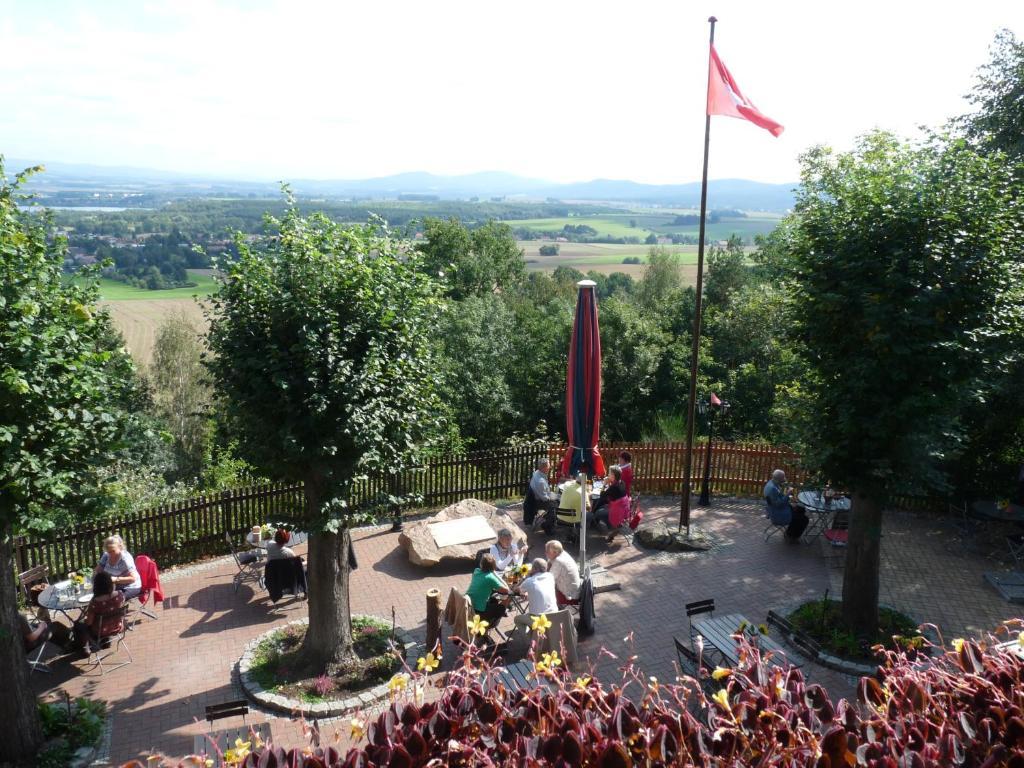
788, 599, 918, 660
132, 628, 1024, 767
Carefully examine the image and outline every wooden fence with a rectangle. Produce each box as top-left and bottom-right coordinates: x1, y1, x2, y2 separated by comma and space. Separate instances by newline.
12, 443, 548, 577
547, 441, 805, 496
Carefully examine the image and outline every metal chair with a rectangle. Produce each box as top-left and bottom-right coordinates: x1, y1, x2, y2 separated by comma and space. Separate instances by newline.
18, 565, 50, 618
82, 605, 133, 675
951, 502, 984, 553
607, 496, 641, 545
225, 532, 264, 593
1007, 532, 1024, 569
685, 599, 721, 663
193, 701, 272, 765
673, 636, 717, 699
24, 620, 56, 674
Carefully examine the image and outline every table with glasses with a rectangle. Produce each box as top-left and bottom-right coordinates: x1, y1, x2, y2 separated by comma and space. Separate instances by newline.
38, 580, 93, 624
246, 526, 309, 550
797, 490, 851, 541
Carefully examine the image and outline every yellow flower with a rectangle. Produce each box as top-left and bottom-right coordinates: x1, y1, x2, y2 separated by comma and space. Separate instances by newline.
223, 738, 251, 765
575, 676, 591, 690
711, 666, 732, 681
648, 676, 659, 693
205, 761, 214, 768
757, 623, 769, 635
952, 638, 965, 653
536, 650, 561, 674
388, 673, 410, 696
737, 620, 749, 634
711, 689, 731, 712
1018, 631, 1024, 647
417, 652, 441, 672
350, 716, 366, 741
470, 615, 489, 636
530, 614, 552, 635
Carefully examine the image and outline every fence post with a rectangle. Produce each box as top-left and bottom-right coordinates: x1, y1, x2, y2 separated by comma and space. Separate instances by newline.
13, 536, 28, 574
221, 489, 234, 536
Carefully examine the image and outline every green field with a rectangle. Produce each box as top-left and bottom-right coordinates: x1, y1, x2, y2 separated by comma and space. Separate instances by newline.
95, 269, 217, 300
511, 211, 781, 243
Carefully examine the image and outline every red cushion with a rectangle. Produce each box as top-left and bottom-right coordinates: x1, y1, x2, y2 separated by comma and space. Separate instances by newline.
823, 529, 848, 546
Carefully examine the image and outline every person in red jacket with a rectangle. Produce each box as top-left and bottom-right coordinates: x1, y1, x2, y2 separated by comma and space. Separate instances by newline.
618, 451, 634, 497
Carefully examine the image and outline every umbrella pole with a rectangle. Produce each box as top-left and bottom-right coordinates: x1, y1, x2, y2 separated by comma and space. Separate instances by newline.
578, 471, 588, 575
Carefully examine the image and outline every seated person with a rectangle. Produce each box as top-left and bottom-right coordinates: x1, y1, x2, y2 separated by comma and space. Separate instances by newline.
95, 534, 142, 600
512, 559, 559, 633
266, 529, 299, 560
546, 540, 582, 607
490, 528, 526, 571
18, 613, 51, 653
529, 458, 560, 531
764, 469, 809, 540
618, 452, 634, 497
557, 480, 584, 524
73, 572, 125, 652
466, 554, 511, 626
588, 466, 628, 530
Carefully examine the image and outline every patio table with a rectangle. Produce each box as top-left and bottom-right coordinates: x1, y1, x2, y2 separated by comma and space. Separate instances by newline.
971, 500, 1024, 525
38, 581, 93, 624
247, 527, 309, 549
797, 491, 851, 541
692, 612, 793, 669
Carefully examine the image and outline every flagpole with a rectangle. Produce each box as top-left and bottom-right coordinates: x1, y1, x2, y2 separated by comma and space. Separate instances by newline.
679, 15, 717, 535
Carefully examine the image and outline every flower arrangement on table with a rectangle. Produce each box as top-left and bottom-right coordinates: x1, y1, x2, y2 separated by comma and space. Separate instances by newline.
997, 499, 1011, 511
260, 524, 274, 540
67, 571, 87, 594
504, 562, 531, 586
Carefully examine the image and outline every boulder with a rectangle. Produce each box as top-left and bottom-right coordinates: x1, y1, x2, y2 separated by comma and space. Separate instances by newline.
399, 498, 524, 567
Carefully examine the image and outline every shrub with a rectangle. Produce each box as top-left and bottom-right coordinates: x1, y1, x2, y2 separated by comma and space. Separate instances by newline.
131, 629, 1024, 767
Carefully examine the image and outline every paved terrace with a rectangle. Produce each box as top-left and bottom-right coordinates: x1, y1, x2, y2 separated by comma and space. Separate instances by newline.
30, 497, 1022, 762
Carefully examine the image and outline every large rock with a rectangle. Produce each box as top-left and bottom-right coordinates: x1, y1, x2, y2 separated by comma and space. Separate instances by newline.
399, 498, 524, 567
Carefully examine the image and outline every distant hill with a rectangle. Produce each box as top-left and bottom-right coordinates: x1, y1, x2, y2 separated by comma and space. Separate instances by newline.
8, 158, 796, 212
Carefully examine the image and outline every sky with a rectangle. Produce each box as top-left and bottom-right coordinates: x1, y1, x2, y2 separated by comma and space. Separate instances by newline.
1, 0, 1023, 185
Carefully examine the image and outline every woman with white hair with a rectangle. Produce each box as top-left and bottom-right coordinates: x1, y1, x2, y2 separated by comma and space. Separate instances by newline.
94, 534, 142, 599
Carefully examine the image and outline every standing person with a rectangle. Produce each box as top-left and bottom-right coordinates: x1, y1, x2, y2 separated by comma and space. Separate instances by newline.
588, 466, 627, 530
466, 554, 511, 626
95, 534, 142, 599
764, 469, 808, 541
618, 452, 634, 497
489, 529, 526, 571
545, 540, 582, 608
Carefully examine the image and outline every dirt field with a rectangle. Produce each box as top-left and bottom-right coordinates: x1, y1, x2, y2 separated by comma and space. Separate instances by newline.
102, 298, 208, 368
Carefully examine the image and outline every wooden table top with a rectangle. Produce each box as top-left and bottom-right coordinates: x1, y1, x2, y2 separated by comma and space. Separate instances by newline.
692, 613, 790, 668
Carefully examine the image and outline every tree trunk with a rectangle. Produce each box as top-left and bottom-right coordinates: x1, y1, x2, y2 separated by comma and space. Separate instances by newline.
299, 478, 354, 669
0, 528, 45, 763
841, 493, 882, 639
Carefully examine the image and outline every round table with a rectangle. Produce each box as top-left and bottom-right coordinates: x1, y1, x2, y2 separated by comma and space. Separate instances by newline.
38, 581, 93, 623
247, 527, 309, 549
971, 500, 1024, 524
798, 490, 851, 513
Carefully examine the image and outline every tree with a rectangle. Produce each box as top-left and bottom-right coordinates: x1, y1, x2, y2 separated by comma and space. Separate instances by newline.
418, 218, 526, 300
151, 311, 210, 480
636, 246, 683, 311
206, 199, 445, 669
538, 243, 559, 257
785, 132, 1024, 637
959, 29, 1024, 159
0, 162, 138, 762
644, 233, 658, 245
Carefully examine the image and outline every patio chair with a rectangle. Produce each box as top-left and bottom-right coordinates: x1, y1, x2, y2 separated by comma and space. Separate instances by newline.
606, 496, 642, 545
81, 605, 133, 675
24, 619, 56, 674
132, 555, 163, 622
1007, 531, 1024, 569
18, 565, 50, 618
685, 598, 723, 664
673, 637, 717, 699
226, 532, 264, 594
193, 701, 272, 766
951, 502, 984, 553
554, 508, 581, 545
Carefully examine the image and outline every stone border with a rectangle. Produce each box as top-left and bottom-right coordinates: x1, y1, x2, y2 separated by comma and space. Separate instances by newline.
237, 616, 419, 718
769, 601, 932, 677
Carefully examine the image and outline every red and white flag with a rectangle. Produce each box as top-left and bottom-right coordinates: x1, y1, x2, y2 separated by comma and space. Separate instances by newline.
706, 44, 784, 137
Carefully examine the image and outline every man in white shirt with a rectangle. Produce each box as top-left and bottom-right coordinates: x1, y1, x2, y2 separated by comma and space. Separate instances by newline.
512, 559, 559, 634
489, 528, 526, 571
545, 540, 582, 607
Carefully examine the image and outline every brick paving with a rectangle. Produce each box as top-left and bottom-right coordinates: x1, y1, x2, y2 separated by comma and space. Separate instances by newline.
29, 497, 1023, 763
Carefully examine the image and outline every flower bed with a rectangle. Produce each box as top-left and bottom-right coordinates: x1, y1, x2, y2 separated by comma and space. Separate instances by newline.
36, 697, 106, 768
238, 617, 419, 717
145, 627, 1024, 767
788, 598, 919, 661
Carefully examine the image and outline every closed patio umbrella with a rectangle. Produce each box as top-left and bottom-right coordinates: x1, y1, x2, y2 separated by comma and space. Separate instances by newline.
560, 280, 605, 571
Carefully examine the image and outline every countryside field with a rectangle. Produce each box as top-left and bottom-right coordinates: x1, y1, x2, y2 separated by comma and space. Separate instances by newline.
511, 211, 781, 242
94, 269, 217, 301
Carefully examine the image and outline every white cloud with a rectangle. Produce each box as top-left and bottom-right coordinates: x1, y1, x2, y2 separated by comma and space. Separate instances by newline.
1, 0, 1022, 183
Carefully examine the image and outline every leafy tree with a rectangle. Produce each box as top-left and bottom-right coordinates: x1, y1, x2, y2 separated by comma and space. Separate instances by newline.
538, 243, 559, 256
206, 199, 445, 668
0, 162, 139, 762
418, 218, 525, 300
636, 247, 683, 311
785, 132, 1024, 636
644, 233, 658, 245
151, 311, 211, 480
959, 29, 1024, 159
598, 299, 667, 439
704, 235, 749, 308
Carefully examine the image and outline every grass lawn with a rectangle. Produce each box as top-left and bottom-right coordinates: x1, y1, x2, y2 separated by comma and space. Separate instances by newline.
94, 269, 217, 300
511, 212, 781, 243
